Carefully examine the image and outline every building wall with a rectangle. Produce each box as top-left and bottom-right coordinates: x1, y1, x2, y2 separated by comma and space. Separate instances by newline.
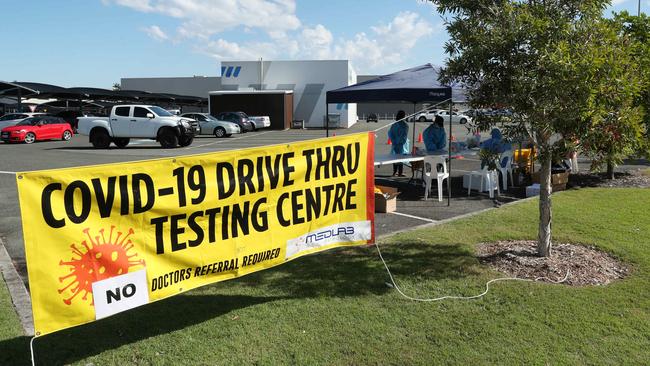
220, 60, 356, 128
121, 76, 221, 98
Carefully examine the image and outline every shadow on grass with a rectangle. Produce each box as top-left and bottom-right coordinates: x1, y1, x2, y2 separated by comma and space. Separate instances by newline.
1, 241, 477, 364
234, 241, 480, 297
1, 294, 282, 365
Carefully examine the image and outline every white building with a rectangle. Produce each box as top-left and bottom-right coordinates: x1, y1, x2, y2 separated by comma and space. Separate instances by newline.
219, 60, 357, 128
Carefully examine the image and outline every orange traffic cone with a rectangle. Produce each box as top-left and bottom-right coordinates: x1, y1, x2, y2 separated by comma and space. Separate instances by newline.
417, 132, 423, 143
386, 138, 392, 145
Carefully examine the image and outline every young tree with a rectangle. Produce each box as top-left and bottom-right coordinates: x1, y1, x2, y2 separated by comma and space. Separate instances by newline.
429, 0, 637, 256
577, 21, 645, 179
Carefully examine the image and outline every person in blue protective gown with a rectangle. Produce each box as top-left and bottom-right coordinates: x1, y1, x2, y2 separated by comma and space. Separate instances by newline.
387, 110, 410, 176
480, 128, 512, 169
423, 115, 447, 152
480, 128, 511, 153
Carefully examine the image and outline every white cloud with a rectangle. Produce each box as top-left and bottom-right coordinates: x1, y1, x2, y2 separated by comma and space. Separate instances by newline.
104, 1, 436, 74
200, 38, 281, 60
103, 0, 301, 39
297, 12, 435, 72
142, 25, 169, 41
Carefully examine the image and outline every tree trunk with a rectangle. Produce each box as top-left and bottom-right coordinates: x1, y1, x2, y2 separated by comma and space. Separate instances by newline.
538, 153, 552, 257
606, 159, 615, 180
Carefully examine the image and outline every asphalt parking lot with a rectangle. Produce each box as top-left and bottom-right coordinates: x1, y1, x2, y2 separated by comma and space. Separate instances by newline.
0, 119, 508, 283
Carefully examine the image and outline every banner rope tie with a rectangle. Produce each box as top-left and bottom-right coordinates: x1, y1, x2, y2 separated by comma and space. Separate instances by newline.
374, 242, 570, 302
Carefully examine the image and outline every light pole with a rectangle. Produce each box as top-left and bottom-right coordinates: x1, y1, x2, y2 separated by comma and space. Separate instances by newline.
639, 0, 641, 16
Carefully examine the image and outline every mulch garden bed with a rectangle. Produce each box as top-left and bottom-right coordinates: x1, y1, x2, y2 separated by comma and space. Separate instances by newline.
476, 240, 629, 286
569, 170, 650, 189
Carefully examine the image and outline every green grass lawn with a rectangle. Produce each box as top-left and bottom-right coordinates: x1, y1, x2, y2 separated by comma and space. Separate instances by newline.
2, 188, 650, 365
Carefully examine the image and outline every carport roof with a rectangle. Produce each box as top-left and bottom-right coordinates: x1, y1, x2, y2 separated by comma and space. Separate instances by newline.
65, 87, 124, 100
0, 81, 72, 98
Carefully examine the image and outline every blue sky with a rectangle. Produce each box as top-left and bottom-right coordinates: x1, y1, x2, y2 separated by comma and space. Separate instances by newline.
0, 0, 646, 88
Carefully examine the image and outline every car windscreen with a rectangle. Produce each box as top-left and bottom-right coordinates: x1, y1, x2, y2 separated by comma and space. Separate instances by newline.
205, 114, 220, 122
0, 114, 26, 121
16, 117, 38, 126
149, 106, 173, 117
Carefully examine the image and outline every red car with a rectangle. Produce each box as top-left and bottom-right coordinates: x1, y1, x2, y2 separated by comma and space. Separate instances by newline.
1, 116, 73, 144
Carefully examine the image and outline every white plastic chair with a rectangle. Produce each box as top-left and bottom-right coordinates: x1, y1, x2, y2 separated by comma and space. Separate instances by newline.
467, 167, 500, 198
496, 150, 514, 191
423, 156, 449, 202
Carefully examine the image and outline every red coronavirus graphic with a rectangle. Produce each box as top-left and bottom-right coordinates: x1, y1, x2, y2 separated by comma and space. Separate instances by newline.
58, 226, 145, 305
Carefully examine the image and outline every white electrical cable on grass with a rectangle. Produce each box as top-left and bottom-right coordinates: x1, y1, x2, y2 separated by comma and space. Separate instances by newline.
375, 242, 570, 302
30, 336, 36, 366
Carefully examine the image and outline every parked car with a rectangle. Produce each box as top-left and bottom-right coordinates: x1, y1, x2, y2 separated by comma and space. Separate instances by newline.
54, 110, 84, 132
414, 110, 443, 122
435, 110, 471, 124
77, 105, 198, 148
248, 116, 271, 130
0, 112, 45, 130
213, 111, 254, 132
366, 113, 378, 123
1, 116, 73, 144
179, 113, 240, 137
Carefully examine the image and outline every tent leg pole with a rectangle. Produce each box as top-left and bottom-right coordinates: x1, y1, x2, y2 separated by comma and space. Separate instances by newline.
412, 103, 416, 155
448, 100, 452, 206
17, 88, 22, 113
326, 103, 329, 137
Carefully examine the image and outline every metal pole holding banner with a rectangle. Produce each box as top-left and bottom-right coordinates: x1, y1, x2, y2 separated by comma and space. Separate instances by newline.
448, 99, 452, 206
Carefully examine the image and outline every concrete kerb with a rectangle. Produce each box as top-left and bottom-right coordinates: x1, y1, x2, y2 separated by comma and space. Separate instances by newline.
377, 195, 539, 241
0, 237, 34, 336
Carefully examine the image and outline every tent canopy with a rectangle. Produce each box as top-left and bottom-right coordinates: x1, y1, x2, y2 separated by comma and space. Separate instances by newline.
326, 64, 453, 104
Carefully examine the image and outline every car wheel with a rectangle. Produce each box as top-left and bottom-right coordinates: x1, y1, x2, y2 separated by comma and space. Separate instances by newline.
113, 138, 130, 148
418, 116, 427, 122
62, 130, 72, 141
214, 127, 226, 138
24, 132, 36, 144
90, 129, 111, 149
179, 136, 193, 147
460, 118, 467, 124
159, 129, 179, 148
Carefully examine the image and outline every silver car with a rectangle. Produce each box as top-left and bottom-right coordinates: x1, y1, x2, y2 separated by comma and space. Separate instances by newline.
179, 113, 241, 138
0, 112, 45, 130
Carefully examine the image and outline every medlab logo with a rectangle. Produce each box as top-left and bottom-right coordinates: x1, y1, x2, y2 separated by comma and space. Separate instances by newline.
305, 226, 355, 244
221, 66, 242, 78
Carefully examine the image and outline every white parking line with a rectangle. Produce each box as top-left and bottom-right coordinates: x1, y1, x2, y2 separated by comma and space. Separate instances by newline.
0, 171, 16, 175
185, 130, 273, 149
388, 211, 437, 223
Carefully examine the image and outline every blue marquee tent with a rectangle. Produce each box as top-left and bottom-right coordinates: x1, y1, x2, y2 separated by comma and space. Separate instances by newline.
326, 64, 462, 205
326, 64, 455, 104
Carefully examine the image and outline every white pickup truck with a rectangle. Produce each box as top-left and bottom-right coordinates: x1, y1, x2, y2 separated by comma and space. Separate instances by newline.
77, 105, 199, 148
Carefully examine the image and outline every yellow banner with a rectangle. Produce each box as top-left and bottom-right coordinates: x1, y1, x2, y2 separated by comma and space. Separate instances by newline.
17, 133, 375, 336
